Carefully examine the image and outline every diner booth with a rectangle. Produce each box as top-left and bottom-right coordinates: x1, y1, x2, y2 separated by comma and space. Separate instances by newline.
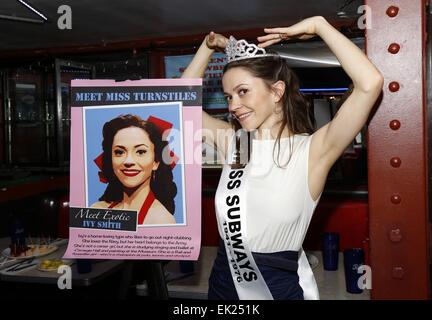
0, 0, 429, 300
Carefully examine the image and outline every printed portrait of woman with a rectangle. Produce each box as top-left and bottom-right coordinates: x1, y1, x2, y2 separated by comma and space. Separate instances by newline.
91, 114, 177, 225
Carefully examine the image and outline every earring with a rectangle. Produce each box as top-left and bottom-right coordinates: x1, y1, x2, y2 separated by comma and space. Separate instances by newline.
152, 170, 155, 181
273, 103, 282, 114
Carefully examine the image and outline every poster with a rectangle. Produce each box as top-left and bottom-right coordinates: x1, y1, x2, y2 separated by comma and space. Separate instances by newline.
165, 53, 228, 109
63, 79, 202, 260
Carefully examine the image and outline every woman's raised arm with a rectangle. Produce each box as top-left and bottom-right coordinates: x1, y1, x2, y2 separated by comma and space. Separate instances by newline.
182, 32, 233, 158
258, 16, 384, 172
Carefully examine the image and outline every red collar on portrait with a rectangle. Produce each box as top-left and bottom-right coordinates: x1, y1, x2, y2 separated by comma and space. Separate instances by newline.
94, 115, 179, 183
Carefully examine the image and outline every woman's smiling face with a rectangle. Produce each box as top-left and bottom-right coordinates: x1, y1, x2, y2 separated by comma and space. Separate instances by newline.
111, 126, 159, 189
223, 67, 280, 132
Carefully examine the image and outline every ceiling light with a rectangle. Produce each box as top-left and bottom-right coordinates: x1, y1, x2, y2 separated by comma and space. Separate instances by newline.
17, 0, 48, 21
0, 0, 48, 24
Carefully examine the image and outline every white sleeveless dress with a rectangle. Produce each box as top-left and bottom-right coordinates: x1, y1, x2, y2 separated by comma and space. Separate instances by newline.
214, 134, 322, 300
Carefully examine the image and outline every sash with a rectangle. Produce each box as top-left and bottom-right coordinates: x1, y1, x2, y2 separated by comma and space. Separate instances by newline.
215, 133, 273, 300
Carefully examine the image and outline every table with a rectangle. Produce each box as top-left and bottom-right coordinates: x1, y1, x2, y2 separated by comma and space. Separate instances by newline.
0, 238, 124, 287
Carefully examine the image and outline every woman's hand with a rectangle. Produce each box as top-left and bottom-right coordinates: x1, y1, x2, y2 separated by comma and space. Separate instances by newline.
257, 16, 327, 48
206, 31, 229, 52
182, 31, 227, 78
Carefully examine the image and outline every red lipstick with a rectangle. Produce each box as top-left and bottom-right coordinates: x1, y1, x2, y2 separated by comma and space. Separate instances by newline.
122, 170, 140, 177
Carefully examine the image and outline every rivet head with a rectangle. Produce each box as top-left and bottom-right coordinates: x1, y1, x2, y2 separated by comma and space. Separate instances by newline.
392, 266, 404, 279
390, 157, 401, 167
391, 194, 402, 204
389, 228, 402, 242
386, 6, 399, 17
389, 120, 401, 130
388, 43, 400, 54
389, 81, 400, 92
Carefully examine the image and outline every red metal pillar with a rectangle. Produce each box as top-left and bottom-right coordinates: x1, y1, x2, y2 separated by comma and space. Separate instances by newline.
366, 0, 430, 299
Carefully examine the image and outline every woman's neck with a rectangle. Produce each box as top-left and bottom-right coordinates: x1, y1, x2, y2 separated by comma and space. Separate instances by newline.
256, 111, 292, 140
256, 123, 292, 140
121, 180, 151, 210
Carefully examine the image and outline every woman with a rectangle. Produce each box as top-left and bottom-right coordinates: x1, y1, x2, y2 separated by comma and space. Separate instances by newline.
91, 114, 177, 225
182, 16, 383, 299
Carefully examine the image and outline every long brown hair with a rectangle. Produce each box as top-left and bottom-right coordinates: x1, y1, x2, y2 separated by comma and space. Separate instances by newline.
224, 56, 316, 167
99, 114, 177, 214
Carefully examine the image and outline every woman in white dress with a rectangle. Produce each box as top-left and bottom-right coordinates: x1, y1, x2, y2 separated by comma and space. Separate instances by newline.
182, 16, 383, 300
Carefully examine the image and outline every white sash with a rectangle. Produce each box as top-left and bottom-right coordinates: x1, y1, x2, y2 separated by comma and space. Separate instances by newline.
215, 139, 273, 299
298, 248, 320, 300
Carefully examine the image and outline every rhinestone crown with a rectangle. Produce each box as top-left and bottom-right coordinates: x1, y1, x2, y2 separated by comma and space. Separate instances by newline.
225, 36, 278, 63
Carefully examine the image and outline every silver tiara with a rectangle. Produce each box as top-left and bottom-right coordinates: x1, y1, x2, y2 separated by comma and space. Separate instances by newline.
225, 36, 278, 63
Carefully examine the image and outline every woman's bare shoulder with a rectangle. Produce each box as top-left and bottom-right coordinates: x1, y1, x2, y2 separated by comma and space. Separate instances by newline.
145, 200, 176, 224
90, 201, 111, 208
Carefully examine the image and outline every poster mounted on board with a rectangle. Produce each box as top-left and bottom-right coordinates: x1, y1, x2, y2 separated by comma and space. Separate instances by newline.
165, 53, 227, 109
63, 79, 202, 260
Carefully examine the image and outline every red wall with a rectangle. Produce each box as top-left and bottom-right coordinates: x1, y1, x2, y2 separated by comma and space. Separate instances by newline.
202, 196, 220, 247
303, 197, 369, 261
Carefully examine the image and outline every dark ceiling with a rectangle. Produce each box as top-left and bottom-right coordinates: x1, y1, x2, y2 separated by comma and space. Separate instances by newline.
0, 0, 363, 52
